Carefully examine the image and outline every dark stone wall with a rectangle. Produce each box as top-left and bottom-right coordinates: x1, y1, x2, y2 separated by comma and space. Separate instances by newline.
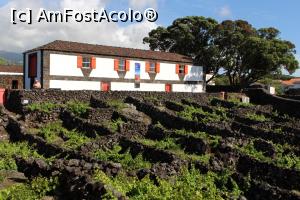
285, 88, 300, 95
5, 89, 220, 114
245, 88, 300, 118
279, 95, 300, 101
206, 85, 242, 93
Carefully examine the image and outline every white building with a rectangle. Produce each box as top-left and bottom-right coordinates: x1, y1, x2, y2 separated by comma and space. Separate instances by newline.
23, 40, 204, 93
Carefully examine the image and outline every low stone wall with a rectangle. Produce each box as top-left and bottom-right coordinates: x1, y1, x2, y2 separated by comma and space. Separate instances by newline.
279, 95, 300, 101
5, 89, 220, 114
206, 85, 242, 93
245, 88, 300, 118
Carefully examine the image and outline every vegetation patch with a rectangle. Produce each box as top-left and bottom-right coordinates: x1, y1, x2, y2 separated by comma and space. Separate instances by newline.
0, 141, 45, 171
93, 167, 242, 199
37, 122, 91, 149
26, 102, 60, 113
93, 145, 152, 171
0, 176, 58, 200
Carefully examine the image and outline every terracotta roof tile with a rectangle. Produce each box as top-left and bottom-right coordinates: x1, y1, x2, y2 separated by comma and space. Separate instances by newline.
0, 65, 23, 73
26, 40, 193, 63
281, 78, 300, 86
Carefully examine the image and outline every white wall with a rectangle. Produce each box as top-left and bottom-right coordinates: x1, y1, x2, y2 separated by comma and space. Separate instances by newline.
89, 57, 119, 78
49, 80, 100, 90
24, 51, 42, 89
172, 84, 203, 93
50, 54, 83, 76
111, 82, 165, 92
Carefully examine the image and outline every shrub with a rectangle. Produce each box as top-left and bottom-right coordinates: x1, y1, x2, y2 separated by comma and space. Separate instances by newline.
37, 122, 90, 149
0, 176, 58, 200
93, 145, 152, 170
93, 167, 242, 199
26, 102, 60, 113
107, 99, 127, 110
0, 141, 44, 170
245, 113, 268, 122
66, 100, 90, 117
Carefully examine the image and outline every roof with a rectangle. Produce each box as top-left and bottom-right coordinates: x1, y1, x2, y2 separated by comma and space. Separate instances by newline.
281, 78, 300, 86
25, 40, 193, 63
0, 65, 23, 73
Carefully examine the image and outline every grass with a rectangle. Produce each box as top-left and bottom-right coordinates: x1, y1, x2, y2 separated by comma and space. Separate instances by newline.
0, 141, 45, 171
236, 140, 300, 170
66, 100, 90, 117
178, 105, 227, 124
245, 113, 269, 122
0, 176, 58, 200
93, 166, 242, 200
26, 100, 91, 117
175, 130, 221, 148
93, 145, 152, 171
37, 122, 91, 150
104, 118, 124, 133
26, 102, 60, 113
136, 137, 212, 164
107, 99, 127, 110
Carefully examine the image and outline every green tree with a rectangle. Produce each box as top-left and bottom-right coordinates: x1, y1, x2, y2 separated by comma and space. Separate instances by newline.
143, 16, 223, 83
0, 57, 7, 65
214, 20, 298, 86
143, 17, 299, 87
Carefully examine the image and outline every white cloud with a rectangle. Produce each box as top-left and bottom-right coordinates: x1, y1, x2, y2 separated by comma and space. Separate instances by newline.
128, 0, 157, 9
217, 5, 232, 18
0, 0, 157, 52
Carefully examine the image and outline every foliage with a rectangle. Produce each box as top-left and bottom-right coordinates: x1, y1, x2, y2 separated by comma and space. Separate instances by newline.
37, 122, 90, 149
93, 145, 152, 170
93, 166, 242, 199
137, 137, 212, 164
0, 57, 7, 65
258, 77, 284, 95
66, 100, 90, 117
105, 118, 124, 133
0, 141, 44, 170
214, 75, 230, 85
107, 99, 127, 110
237, 140, 300, 170
0, 176, 58, 200
143, 16, 221, 84
144, 17, 299, 86
245, 113, 268, 122
175, 130, 221, 148
178, 105, 227, 123
26, 102, 60, 113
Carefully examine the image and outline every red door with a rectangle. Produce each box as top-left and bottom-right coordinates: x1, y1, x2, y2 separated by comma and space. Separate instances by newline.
165, 84, 172, 93
0, 88, 6, 105
29, 53, 37, 78
101, 82, 110, 92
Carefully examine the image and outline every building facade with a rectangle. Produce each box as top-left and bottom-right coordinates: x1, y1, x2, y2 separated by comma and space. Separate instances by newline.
24, 40, 204, 93
0, 65, 23, 89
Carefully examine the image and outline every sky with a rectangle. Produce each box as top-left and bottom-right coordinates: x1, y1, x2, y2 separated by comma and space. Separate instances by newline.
0, 0, 299, 76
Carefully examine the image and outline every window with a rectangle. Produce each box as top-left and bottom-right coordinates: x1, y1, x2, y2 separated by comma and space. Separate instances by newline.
176, 64, 188, 75
119, 59, 126, 71
179, 65, 185, 74
12, 80, 18, 89
135, 82, 140, 88
149, 62, 156, 72
82, 57, 91, 68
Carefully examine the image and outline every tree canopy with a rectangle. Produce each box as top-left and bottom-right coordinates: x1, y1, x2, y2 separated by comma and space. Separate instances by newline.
143, 17, 299, 87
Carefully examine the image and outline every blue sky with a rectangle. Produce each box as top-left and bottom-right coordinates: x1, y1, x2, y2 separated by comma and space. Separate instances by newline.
0, 0, 299, 76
